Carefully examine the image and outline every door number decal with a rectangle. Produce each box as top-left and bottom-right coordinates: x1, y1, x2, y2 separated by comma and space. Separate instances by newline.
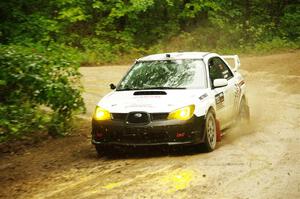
215, 92, 224, 110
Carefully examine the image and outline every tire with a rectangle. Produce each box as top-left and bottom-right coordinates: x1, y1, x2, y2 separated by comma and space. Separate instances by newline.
203, 110, 217, 152
95, 145, 108, 157
95, 145, 119, 157
238, 98, 250, 123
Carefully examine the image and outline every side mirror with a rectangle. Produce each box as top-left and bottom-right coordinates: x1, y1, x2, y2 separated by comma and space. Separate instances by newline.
213, 79, 228, 88
110, 83, 116, 90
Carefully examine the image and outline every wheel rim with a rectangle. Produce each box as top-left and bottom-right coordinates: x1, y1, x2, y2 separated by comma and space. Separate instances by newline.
206, 115, 216, 149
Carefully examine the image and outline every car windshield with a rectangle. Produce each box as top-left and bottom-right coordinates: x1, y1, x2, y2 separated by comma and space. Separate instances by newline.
117, 59, 207, 90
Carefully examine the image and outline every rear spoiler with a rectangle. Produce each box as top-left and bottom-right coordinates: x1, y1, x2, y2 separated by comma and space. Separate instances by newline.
221, 55, 240, 72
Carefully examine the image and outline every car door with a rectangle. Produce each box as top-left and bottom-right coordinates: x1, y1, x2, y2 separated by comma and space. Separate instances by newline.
208, 57, 235, 127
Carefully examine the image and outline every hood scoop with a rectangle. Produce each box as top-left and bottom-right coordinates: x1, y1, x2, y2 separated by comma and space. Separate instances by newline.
133, 91, 167, 95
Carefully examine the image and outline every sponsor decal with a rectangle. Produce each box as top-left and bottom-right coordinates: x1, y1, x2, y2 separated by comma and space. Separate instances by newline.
238, 80, 245, 87
125, 104, 153, 108
215, 92, 224, 110
199, 93, 208, 100
222, 71, 229, 79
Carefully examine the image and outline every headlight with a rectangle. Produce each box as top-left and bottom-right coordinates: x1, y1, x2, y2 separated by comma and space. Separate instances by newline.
167, 105, 195, 121
93, 106, 111, 121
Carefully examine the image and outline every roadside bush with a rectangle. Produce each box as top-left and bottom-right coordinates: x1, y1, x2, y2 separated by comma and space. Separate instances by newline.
252, 37, 299, 53
80, 38, 120, 65
0, 44, 85, 142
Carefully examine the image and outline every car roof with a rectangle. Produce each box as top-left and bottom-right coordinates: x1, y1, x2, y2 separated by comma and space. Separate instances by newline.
137, 52, 211, 61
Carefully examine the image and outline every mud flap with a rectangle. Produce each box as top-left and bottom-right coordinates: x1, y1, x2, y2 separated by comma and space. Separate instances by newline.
216, 119, 222, 142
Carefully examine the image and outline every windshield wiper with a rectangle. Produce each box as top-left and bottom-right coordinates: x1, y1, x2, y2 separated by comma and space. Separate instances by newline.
116, 88, 135, 91
116, 87, 186, 91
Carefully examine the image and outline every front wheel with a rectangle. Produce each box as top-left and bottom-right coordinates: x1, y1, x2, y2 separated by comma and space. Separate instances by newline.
203, 110, 217, 152
95, 145, 109, 157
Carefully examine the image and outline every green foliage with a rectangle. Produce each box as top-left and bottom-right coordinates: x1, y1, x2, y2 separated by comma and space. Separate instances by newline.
0, 103, 48, 142
0, 44, 85, 141
252, 37, 299, 53
281, 4, 300, 41
1, 0, 298, 65
80, 38, 119, 65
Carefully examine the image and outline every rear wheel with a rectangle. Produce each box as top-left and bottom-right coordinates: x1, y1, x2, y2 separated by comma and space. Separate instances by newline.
203, 110, 217, 152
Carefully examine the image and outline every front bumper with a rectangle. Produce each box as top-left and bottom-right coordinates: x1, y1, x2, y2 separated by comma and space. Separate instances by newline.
91, 115, 206, 146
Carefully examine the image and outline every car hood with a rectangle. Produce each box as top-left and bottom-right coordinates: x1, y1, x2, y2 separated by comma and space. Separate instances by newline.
97, 89, 208, 113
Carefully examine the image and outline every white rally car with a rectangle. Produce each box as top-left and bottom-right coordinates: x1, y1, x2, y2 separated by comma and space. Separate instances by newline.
92, 52, 249, 154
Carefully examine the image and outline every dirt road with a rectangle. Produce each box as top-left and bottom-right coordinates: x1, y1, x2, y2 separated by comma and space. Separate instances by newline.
1, 51, 300, 199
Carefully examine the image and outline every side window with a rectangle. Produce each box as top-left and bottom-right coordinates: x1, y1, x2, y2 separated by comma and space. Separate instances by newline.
209, 57, 233, 81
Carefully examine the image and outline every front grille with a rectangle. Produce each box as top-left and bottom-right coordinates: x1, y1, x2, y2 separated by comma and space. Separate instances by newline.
112, 113, 127, 121
127, 112, 150, 124
112, 112, 169, 122
151, 113, 169, 121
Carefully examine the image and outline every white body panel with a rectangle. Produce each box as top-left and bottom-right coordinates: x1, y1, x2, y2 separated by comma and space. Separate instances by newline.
96, 52, 247, 130
98, 89, 211, 117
